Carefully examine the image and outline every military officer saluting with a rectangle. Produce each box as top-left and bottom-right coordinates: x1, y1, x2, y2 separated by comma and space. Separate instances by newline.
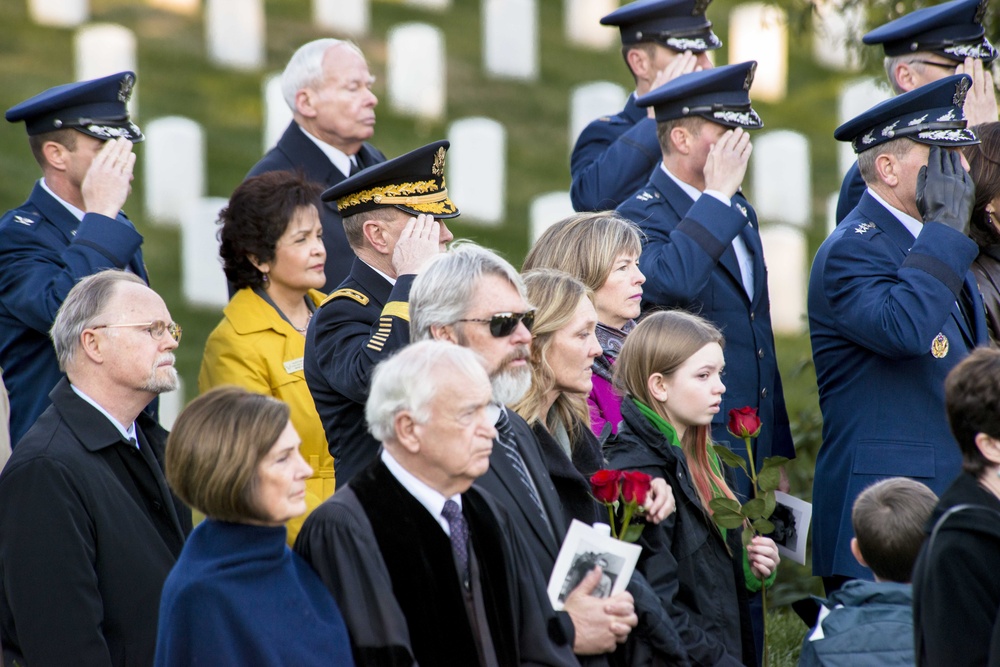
809, 75, 988, 592
835, 0, 998, 224
570, 0, 719, 212
305, 140, 456, 485
0, 72, 148, 445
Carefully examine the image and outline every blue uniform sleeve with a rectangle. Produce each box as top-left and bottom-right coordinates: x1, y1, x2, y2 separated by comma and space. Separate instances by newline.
0, 210, 143, 333
570, 116, 661, 212
818, 222, 978, 359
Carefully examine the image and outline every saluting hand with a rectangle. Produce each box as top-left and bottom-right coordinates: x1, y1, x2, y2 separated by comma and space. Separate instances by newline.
81, 137, 135, 219
915, 145, 975, 236
391, 213, 443, 276
957, 57, 998, 127
703, 127, 752, 198
646, 51, 703, 119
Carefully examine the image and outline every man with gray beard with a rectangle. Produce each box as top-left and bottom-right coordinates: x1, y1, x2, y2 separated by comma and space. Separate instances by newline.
0, 269, 191, 667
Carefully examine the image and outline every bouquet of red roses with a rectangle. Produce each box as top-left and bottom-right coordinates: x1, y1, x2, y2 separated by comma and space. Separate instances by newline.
589, 469, 652, 543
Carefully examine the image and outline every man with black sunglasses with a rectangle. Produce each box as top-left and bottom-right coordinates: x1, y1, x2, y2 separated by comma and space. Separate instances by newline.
835, 0, 998, 224
305, 141, 456, 486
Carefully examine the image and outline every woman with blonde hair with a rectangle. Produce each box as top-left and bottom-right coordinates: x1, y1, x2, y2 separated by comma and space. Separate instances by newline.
523, 212, 645, 436
607, 310, 779, 667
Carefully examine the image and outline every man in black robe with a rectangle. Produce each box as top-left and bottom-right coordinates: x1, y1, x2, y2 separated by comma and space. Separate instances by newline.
295, 340, 577, 666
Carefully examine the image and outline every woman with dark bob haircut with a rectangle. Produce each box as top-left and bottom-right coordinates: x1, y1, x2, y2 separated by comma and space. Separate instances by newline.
913, 348, 1000, 666
198, 170, 333, 544
155, 386, 354, 665
964, 122, 1000, 346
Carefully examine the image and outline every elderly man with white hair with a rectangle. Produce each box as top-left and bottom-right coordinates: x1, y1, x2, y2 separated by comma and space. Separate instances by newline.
295, 340, 577, 666
0, 269, 192, 667
246, 38, 386, 290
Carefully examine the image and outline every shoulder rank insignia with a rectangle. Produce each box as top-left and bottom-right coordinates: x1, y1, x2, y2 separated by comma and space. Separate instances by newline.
13, 215, 34, 226
598, 116, 612, 122
636, 191, 654, 202
854, 222, 877, 235
931, 333, 949, 358
321, 288, 369, 307
735, 203, 748, 217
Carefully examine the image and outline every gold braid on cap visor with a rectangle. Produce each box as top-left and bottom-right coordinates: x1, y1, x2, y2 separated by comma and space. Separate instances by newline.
337, 180, 456, 214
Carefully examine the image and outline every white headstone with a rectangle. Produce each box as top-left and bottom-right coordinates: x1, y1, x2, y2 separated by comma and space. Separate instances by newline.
751, 130, 811, 228
826, 192, 839, 236
181, 197, 230, 309
838, 77, 892, 177
263, 73, 292, 152
812, 0, 864, 71
157, 376, 184, 431
483, 0, 538, 81
569, 81, 627, 150
565, 0, 617, 50
759, 225, 807, 334
314, 0, 368, 37
74, 24, 138, 116
388, 23, 446, 120
147, 0, 198, 14
29, 0, 88, 27
144, 117, 205, 227
406, 0, 450, 9
447, 118, 506, 226
206, 0, 265, 71
728, 3, 787, 103
529, 191, 575, 243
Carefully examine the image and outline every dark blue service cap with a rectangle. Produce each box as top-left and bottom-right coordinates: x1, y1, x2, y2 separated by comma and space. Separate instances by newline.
835, 74, 979, 153
863, 0, 997, 63
636, 61, 763, 129
5, 71, 143, 142
601, 0, 722, 52
323, 140, 459, 219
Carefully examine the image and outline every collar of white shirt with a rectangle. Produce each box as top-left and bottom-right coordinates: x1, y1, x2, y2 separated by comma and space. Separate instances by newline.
660, 163, 732, 208
866, 188, 923, 241
40, 178, 86, 222
299, 124, 357, 178
381, 449, 462, 535
69, 383, 138, 446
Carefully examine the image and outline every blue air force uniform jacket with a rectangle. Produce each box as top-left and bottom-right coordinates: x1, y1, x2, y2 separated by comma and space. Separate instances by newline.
0, 182, 148, 445
808, 191, 987, 579
616, 168, 795, 500
834, 163, 866, 226
247, 122, 386, 292
304, 259, 413, 486
570, 94, 661, 212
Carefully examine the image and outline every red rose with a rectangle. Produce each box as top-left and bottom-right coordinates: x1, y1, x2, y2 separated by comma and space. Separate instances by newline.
727, 406, 762, 439
590, 469, 622, 504
621, 471, 652, 505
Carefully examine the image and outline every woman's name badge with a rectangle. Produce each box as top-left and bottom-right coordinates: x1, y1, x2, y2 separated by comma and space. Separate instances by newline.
931, 333, 949, 359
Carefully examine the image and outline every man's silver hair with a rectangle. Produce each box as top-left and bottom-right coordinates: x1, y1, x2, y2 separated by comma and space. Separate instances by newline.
50, 270, 146, 371
280, 38, 365, 110
410, 242, 527, 342
366, 340, 489, 442
883, 55, 939, 95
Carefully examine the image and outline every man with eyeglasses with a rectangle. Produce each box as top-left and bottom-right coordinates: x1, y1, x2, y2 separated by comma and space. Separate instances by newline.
1, 71, 149, 446
0, 270, 192, 666
835, 0, 998, 224
305, 140, 455, 486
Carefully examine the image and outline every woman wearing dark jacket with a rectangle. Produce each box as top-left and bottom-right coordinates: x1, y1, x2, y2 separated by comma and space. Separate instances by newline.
965, 122, 1000, 346
913, 348, 1000, 667
514, 269, 688, 666
605, 310, 779, 667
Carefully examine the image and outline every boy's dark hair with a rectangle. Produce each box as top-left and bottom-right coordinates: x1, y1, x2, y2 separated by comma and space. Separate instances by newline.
852, 477, 937, 583
945, 347, 1000, 476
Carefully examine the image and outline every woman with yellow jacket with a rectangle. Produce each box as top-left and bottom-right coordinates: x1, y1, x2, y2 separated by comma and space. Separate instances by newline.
199, 170, 333, 544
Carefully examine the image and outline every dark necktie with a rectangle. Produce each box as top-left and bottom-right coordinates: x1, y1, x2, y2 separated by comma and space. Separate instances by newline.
495, 409, 548, 522
349, 156, 362, 176
441, 499, 470, 585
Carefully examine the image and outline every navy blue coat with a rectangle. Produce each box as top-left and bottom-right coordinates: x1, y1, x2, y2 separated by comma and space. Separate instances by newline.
0, 182, 148, 445
570, 94, 661, 212
617, 168, 795, 499
246, 122, 386, 292
304, 259, 413, 486
834, 162, 866, 226
808, 191, 987, 579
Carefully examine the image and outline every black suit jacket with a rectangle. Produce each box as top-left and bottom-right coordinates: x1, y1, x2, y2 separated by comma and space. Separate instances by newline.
246, 121, 386, 291
0, 379, 192, 666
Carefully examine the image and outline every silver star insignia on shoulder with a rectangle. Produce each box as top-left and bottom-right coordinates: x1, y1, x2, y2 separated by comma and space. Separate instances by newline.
736, 203, 748, 217
13, 215, 34, 226
854, 222, 876, 234
636, 191, 653, 201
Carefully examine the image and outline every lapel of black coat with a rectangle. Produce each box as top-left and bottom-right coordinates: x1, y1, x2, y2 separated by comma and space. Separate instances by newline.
505, 411, 568, 543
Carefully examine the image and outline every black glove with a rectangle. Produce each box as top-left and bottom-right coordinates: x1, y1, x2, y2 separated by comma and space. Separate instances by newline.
915, 144, 975, 235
